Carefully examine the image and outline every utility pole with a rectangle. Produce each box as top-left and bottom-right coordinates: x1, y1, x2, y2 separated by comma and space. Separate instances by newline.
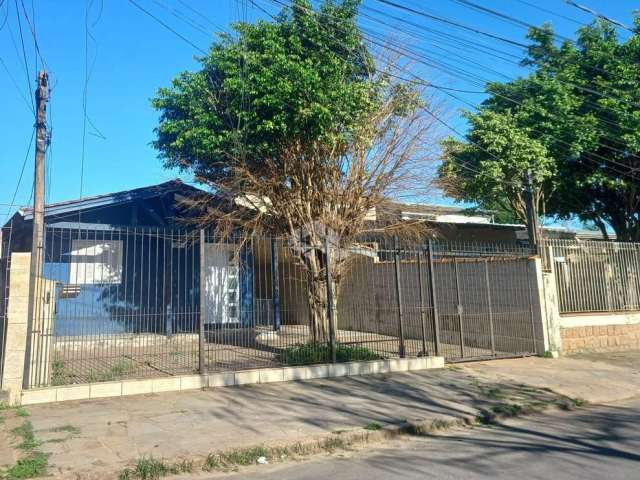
23, 70, 49, 389
524, 170, 541, 255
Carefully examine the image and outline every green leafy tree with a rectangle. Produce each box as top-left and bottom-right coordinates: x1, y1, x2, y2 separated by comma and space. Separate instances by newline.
153, 0, 436, 340
439, 17, 640, 240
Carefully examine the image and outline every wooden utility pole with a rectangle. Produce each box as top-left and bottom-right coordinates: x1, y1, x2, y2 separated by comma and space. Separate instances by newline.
23, 70, 49, 389
524, 170, 541, 255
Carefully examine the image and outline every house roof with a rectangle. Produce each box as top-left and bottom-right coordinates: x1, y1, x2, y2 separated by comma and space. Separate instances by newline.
17, 180, 201, 221
381, 200, 489, 217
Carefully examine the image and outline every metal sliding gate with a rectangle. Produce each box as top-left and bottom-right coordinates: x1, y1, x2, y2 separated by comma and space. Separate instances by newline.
16, 226, 542, 388
340, 239, 541, 363
430, 249, 540, 361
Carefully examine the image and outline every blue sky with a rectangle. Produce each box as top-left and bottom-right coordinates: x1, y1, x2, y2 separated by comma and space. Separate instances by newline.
1, 0, 637, 222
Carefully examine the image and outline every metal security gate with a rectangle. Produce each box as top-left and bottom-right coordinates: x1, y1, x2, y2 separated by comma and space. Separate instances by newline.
431, 254, 540, 361
340, 239, 542, 363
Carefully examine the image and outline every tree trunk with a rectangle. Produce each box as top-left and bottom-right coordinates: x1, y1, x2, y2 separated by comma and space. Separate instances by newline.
307, 275, 329, 342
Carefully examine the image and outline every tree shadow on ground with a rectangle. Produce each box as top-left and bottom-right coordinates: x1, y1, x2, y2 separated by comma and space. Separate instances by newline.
356, 402, 640, 478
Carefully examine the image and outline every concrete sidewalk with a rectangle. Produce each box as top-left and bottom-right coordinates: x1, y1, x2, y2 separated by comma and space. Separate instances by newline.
462, 352, 640, 404
2, 353, 640, 479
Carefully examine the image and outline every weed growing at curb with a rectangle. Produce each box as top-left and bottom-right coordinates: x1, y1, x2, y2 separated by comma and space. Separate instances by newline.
364, 422, 382, 431
118, 457, 193, 480
558, 397, 588, 411
201, 437, 350, 473
404, 418, 462, 435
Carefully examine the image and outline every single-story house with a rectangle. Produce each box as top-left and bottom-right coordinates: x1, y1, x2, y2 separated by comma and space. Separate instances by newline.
0, 180, 560, 339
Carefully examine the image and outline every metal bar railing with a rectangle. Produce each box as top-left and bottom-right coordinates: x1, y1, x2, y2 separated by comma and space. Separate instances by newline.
13, 227, 543, 388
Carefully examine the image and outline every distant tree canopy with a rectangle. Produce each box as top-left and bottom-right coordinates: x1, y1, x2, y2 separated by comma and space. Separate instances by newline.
439, 16, 640, 241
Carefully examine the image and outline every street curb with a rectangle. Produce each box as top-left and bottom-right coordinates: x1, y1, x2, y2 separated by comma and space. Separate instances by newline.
114, 403, 571, 478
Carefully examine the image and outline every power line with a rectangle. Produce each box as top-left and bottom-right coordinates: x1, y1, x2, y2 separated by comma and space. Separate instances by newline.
564, 0, 636, 33
450, 0, 575, 43
0, 0, 9, 31
276, 0, 640, 166
375, 0, 640, 109
514, 0, 583, 26
127, 0, 207, 54
373, 0, 530, 49
3, 127, 35, 222
0, 54, 35, 113
141, 0, 639, 184
13, 0, 34, 111
18, 0, 48, 70
258, 0, 639, 181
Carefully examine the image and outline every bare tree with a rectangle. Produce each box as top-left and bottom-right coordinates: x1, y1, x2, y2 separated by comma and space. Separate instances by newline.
187, 81, 443, 341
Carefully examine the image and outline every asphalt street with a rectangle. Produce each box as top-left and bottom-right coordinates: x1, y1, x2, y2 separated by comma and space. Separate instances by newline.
218, 397, 640, 480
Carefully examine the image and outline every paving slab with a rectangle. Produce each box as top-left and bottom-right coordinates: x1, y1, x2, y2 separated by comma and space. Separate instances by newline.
461, 351, 640, 404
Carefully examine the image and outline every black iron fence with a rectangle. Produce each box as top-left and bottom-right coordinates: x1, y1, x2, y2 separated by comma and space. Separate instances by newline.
15, 225, 542, 388
547, 239, 640, 314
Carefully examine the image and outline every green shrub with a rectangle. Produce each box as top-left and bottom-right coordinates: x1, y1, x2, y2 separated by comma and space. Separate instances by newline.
276, 343, 380, 365
364, 422, 382, 431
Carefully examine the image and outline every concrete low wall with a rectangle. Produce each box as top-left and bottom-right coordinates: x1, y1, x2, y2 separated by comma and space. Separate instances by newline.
560, 313, 640, 354
19, 356, 445, 406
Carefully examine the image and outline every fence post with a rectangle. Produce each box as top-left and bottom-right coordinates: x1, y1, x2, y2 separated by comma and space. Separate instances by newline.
426, 240, 441, 357
453, 259, 466, 359
526, 260, 538, 355
416, 251, 428, 356
271, 237, 281, 331
198, 229, 206, 375
393, 236, 406, 358
483, 259, 496, 356
324, 236, 337, 363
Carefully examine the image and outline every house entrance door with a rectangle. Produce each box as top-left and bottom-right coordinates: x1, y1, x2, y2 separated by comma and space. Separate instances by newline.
204, 244, 240, 325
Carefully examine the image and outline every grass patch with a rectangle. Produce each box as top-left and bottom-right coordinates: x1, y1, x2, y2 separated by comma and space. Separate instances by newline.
118, 456, 192, 480
87, 360, 132, 383
276, 342, 380, 366
50, 360, 68, 386
481, 387, 506, 400
364, 422, 382, 431
491, 403, 523, 417
15, 407, 29, 417
571, 397, 587, 408
3, 418, 49, 479
3, 452, 49, 479
48, 424, 80, 435
12, 421, 42, 451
